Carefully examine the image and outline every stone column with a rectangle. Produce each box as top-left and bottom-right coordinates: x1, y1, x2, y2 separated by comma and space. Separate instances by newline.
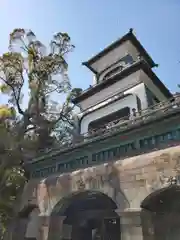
39, 216, 49, 240
116, 209, 143, 240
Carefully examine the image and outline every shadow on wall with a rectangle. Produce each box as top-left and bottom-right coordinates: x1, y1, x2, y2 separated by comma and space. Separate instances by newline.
106, 163, 130, 210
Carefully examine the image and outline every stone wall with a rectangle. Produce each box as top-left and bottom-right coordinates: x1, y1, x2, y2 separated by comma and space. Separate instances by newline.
22, 146, 180, 214
16, 145, 180, 240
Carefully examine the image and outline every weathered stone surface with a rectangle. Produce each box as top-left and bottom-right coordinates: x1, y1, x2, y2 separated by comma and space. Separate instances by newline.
20, 146, 180, 213
13, 145, 180, 240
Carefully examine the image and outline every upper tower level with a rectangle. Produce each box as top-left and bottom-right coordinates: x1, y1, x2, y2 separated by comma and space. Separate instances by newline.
83, 28, 156, 80
72, 29, 172, 135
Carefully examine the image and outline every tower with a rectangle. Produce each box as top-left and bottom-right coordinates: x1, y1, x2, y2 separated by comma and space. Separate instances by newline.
72, 29, 172, 135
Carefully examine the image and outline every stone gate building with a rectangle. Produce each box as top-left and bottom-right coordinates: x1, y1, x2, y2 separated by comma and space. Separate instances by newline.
9, 29, 180, 240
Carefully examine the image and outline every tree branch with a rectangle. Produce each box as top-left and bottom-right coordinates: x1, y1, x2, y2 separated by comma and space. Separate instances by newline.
0, 76, 24, 116
52, 103, 75, 128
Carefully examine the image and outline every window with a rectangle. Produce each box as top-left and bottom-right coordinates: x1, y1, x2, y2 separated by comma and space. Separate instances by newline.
176, 129, 180, 139
154, 135, 164, 144
104, 65, 124, 80
96, 152, 104, 163
121, 54, 134, 64
92, 153, 97, 162
153, 97, 160, 104
140, 137, 155, 149
103, 55, 134, 80
88, 107, 130, 132
167, 132, 173, 140
112, 147, 120, 158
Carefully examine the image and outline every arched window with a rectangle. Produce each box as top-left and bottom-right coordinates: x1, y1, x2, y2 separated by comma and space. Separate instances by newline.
99, 54, 134, 82
88, 107, 130, 131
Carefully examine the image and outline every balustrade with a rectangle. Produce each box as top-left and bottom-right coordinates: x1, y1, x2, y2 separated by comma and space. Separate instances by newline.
33, 95, 180, 159
86, 95, 180, 139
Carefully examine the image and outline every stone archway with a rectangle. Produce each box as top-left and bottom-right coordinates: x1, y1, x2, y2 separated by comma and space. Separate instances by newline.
48, 190, 121, 240
141, 185, 180, 240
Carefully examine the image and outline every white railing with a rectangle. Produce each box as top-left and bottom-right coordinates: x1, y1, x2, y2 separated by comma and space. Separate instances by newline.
84, 95, 180, 139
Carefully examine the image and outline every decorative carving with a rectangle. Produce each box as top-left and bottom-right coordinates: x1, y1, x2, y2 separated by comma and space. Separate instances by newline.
167, 176, 177, 185
145, 173, 170, 193
144, 152, 180, 193
76, 178, 85, 190
31, 144, 180, 217
172, 152, 180, 173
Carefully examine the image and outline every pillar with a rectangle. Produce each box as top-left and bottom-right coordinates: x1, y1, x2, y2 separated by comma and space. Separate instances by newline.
116, 209, 143, 240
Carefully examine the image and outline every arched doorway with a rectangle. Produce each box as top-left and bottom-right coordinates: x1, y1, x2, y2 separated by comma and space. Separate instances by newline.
141, 185, 180, 240
48, 190, 120, 240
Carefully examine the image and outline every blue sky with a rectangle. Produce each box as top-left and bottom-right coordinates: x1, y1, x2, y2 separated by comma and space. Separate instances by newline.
0, 0, 180, 102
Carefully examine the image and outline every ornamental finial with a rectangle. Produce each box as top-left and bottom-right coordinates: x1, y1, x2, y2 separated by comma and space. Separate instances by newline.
129, 28, 133, 34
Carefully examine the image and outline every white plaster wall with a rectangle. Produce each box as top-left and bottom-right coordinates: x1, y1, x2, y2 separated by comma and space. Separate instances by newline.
79, 69, 169, 112
125, 82, 148, 109
80, 94, 138, 134
91, 40, 140, 73
79, 71, 141, 111
140, 70, 168, 101
92, 75, 97, 85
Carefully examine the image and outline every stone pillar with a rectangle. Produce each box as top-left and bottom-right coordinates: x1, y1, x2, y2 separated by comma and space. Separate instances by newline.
39, 216, 49, 240
116, 209, 143, 240
25, 209, 41, 239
